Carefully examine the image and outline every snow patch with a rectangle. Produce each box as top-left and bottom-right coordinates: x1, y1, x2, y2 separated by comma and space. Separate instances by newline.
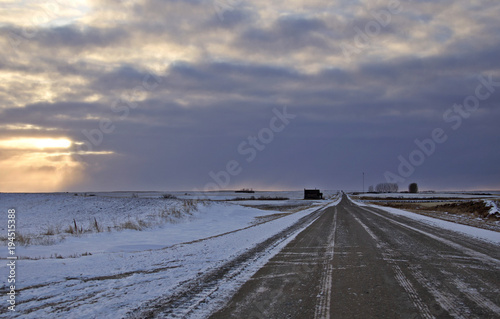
484, 200, 500, 218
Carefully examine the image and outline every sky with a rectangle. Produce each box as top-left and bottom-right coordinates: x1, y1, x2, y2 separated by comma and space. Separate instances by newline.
0, 0, 499, 193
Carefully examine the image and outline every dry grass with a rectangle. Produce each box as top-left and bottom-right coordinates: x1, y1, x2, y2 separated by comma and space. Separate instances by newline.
42, 226, 56, 236
65, 225, 76, 234
433, 201, 492, 218
16, 232, 32, 246
120, 220, 143, 231
18, 251, 93, 260
371, 199, 500, 232
93, 217, 101, 232
2, 198, 210, 248
374, 200, 495, 219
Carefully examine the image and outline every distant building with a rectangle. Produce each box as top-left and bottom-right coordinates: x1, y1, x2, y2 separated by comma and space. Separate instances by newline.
304, 189, 323, 200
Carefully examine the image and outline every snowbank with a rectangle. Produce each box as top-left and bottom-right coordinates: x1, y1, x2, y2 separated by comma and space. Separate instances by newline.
355, 201, 500, 244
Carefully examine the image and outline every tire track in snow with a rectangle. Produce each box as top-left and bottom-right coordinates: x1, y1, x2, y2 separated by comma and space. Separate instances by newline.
355, 203, 500, 318
451, 276, 500, 315
409, 267, 467, 319
350, 213, 434, 319
314, 208, 337, 319
358, 206, 500, 267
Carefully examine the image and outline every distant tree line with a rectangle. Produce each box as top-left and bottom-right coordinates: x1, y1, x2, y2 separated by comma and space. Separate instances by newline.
366, 183, 418, 193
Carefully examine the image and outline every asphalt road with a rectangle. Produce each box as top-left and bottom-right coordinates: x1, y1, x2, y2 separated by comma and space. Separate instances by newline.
212, 195, 500, 319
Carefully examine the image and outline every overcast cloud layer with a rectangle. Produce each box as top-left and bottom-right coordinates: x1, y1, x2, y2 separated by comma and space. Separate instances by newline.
0, 0, 499, 192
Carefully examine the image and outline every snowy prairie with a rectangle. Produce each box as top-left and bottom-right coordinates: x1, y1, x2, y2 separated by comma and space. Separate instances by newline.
0, 192, 332, 317
1, 193, 316, 259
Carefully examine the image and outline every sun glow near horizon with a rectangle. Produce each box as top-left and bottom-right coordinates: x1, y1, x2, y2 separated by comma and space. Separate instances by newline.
0, 137, 73, 150
0, 137, 84, 192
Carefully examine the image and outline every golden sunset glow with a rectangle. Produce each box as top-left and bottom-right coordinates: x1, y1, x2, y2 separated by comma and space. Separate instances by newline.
0, 137, 72, 150
0, 152, 85, 193
0, 137, 82, 192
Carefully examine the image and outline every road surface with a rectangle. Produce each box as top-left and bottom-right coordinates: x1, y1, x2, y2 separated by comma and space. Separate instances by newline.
212, 195, 500, 318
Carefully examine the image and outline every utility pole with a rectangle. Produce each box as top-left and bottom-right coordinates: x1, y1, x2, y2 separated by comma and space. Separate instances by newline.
362, 172, 365, 193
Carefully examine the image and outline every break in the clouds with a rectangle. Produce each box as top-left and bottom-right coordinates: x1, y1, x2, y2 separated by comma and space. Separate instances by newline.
0, 0, 499, 192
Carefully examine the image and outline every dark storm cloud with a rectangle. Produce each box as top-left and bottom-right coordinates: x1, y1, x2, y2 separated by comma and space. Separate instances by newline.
1, 24, 126, 50
237, 15, 332, 53
163, 61, 303, 96
35, 25, 126, 48
89, 65, 158, 92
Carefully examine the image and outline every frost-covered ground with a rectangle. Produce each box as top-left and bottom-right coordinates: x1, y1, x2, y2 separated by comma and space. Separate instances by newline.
0, 192, 333, 317
351, 191, 500, 232
354, 191, 500, 199
485, 199, 500, 218
1, 193, 201, 248
2, 193, 315, 259
354, 200, 500, 244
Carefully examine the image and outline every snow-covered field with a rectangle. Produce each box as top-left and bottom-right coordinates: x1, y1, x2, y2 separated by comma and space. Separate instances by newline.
0, 192, 335, 317
94, 190, 340, 201
1, 193, 318, 259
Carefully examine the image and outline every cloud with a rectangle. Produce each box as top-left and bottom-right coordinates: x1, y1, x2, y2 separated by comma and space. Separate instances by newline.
0, 0, 499, 191
237, 15, 331, 53
35, 25, 125, 48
